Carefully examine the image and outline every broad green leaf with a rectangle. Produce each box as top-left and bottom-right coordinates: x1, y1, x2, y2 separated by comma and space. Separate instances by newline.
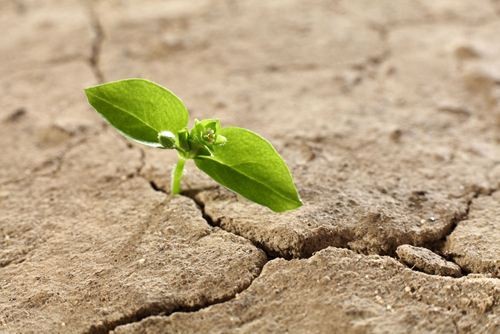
84, 79, 189, 147
194, 127, 302, 212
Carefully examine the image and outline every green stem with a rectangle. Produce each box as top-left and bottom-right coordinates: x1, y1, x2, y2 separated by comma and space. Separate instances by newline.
171, 157, 186, 195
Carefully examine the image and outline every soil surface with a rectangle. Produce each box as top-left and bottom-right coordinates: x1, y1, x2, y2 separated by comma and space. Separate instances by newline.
1, 0, 499, 333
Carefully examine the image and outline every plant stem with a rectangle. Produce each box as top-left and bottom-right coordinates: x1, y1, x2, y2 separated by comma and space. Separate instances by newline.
171, 157, 186, 195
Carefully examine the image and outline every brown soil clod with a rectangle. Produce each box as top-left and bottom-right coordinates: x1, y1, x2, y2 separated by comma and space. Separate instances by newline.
396, 244, 462, 277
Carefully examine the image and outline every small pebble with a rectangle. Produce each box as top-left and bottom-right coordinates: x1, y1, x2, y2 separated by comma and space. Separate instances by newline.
396, 244, 462, 277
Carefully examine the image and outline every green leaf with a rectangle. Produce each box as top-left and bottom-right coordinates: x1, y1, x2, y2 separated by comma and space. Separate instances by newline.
194, 127, 302, 212
84, 79, 189, 147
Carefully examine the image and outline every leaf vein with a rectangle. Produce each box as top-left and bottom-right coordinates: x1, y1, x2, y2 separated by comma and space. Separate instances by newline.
196, 157, 299, 205
87, 91, 159, 134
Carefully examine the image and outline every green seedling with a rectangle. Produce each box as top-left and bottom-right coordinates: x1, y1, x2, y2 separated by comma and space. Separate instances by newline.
84, 79, 302, 212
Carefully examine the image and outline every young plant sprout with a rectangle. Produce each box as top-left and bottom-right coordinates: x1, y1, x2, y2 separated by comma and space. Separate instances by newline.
84, 79, 302, 212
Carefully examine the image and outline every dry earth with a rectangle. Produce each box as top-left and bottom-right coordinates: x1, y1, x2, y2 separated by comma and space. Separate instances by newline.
1, 0, 500, 333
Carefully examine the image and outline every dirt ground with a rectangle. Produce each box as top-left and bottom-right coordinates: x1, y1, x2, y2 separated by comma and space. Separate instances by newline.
1, 0, 499, 333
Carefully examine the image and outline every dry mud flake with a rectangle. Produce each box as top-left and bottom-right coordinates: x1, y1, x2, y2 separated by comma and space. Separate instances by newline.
0, 131, 266, 334
443, 192, 500, 277
113, 248, 500, 334
396, 244, 461, 278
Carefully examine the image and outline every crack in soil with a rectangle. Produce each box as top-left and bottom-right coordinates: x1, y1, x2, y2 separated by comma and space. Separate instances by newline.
143, 170, 486, 273
3, 0, 111, 188
0, 129, 99, 187
124, 144, 146, 179
0, 256, 26, 269
429, 187, 496, 252
81, 166, 276, 333
181, 188, 277, 260
143, 179, 276, 260
81, 180, 270, 334
410, 184, 500, 279
83, 178, 280, 332
82, 0, 105, 83
37, 135, 91, 176
148, 179, 165, 193
85, 259, 269, 334
435, 187, 498, 274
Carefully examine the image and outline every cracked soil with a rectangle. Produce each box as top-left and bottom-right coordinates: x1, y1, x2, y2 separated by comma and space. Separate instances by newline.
1, 0, 499, 333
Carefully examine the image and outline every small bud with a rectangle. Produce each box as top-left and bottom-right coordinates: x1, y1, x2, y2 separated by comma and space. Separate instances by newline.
158, 131, 176, 149
214, 134, 227, 145
203, 129, 216, 144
